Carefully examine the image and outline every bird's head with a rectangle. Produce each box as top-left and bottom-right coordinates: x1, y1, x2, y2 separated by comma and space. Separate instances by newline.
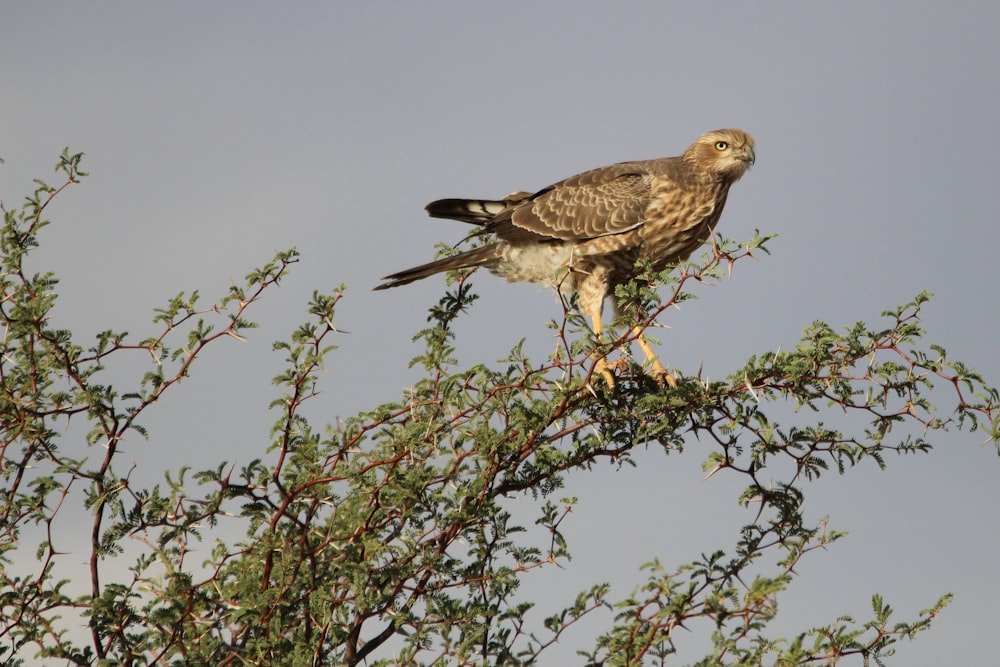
686, 129, 755, 181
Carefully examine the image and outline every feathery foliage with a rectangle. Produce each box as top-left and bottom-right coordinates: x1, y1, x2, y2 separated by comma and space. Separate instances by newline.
0, 153, 997, 665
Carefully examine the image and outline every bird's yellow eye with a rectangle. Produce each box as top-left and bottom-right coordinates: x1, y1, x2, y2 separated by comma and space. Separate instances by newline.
714, 141, 729, 151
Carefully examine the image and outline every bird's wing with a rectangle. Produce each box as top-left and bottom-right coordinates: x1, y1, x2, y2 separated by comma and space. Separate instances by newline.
493, 160, 661, 243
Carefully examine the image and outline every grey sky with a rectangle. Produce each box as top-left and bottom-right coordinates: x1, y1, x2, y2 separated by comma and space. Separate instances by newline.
3, 3, 999, 664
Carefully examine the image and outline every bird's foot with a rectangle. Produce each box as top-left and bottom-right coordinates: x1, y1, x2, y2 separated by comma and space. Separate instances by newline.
647, 358, 677, 388
592, 356, 619, 388
591, 357, 676, 389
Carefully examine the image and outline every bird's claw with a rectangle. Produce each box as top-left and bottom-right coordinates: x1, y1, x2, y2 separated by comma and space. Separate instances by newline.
592, 356, 618, 388
591, 357, 676, 389
647, 358, 678, 388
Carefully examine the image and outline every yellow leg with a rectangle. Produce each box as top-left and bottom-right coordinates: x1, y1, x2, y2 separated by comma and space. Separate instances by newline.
590, 313, 617, 387
632, 326, 677, 387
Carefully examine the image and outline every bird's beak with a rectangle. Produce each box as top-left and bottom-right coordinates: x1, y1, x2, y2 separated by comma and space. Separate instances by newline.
742, 146, 755, 166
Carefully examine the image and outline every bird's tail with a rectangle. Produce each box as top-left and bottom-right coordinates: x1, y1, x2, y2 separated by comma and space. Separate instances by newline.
374, 244, 501, 290
425, 191, 533, 225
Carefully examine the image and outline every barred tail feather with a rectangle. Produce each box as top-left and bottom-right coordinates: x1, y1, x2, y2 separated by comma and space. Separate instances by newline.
374, 245, 500, 291
425, 192, 533, 225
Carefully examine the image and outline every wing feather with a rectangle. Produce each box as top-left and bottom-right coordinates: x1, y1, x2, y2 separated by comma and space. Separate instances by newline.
487, 159, 680, 243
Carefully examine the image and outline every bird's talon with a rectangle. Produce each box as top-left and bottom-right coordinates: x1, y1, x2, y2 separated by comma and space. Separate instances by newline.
648, 359, 677, 388
606, 357, 630, 373
592, 357, 617, 388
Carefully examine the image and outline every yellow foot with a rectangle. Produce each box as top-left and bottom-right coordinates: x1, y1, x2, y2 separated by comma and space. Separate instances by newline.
592, 356, 618, 388
592, 357, 676, 388
647, 358, 678, 388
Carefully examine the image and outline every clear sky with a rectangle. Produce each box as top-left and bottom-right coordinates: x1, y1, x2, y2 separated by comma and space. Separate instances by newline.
3, 2, 999, 664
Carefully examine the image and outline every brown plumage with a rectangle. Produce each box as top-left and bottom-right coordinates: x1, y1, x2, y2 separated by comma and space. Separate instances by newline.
376, 129, 755, 385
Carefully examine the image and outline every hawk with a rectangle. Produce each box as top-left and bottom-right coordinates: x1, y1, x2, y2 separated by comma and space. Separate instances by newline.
376, 129, 755, 386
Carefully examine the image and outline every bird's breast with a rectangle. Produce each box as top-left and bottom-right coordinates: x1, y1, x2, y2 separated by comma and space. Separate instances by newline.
641, 180, 729, 266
